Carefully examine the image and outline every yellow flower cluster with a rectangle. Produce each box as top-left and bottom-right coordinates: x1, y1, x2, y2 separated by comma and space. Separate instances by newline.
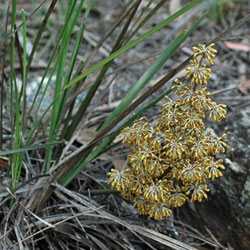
107, 44, 228, 220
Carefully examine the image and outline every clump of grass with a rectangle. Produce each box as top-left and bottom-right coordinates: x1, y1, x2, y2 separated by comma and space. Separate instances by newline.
2, 0, 205, 209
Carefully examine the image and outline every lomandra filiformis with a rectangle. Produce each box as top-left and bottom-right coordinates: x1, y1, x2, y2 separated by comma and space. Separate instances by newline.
107, 44, 228, 220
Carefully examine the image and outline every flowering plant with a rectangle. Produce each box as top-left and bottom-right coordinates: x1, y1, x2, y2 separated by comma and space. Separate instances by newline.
108, 44, 227, 220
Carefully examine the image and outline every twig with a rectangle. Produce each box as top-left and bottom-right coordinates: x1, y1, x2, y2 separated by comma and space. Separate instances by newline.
211, 83, 250, 96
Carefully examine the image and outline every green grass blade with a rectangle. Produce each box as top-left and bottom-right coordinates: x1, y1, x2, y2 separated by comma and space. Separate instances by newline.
59, 0, 66, 16
10, 0, 17, 152
0, 3, 9, 150
83, 0, 94, 20
62, 13, 205, 186
26, 0, 58, 74
10, 10, 28, 190
99, 32, 185, 130
125, 0, 154, 40
63, 0, 142, 141
27, 0, 82, 122
57, 19, 85, 127
58, 0, 93, 127
62, 87, 172, 187
0, 141, 63, 157
21, 9, 27, 132
9, 0, 17, 190
45, 0, 85, 170
97, 14, 207, 138
12, 75, 20, 179
63, 0, 202, 90
125, 0, 167, 43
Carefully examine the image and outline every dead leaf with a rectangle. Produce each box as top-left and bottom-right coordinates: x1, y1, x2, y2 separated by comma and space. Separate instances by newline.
110, 150, 128, 171
112, 158, 127, 171
0, 156, 8, 170
224, 41, 250, 52
238, 80, 250, 95
77, 128, 97, 144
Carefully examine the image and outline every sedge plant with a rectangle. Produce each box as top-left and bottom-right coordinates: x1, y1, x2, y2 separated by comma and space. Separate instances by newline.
2, 0, 247, 213
108, 44, 228, 220
1, 0, 207, 211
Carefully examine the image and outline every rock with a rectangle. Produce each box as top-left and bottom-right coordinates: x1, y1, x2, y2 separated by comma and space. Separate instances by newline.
178, 108, 250, 250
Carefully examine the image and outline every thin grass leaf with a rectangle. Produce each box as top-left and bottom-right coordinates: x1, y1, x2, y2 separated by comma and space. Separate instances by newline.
99, 33, 185, 131
124, 0, 168, 43
9, 0, 18, 190
21, 9, 27, 133
12, 71, 21, 188
10, 10, 28, 190
62, 13, 205, 186
58, 0, 66, 16
53, 1, 94, 158
58, 0, 93, 128
63, 0, 202, 90
0, 141, 63, 157
57, 19, 85, 128
35, 32, 56, 61
26, 0, 58, 74
45, 0, 85, 170
10, 0, 17, 152
125, 0, 154, 41
0, 2, 10, 150
98, 14, 206, 137
63, 0, 142, 141
27, 0, 80, 124
62, 87, 173, 186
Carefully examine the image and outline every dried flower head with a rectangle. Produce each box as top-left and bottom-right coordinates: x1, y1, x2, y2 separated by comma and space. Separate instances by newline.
186, 59, 212, 85
107, 44, 227, 220
193, 43, 217, 64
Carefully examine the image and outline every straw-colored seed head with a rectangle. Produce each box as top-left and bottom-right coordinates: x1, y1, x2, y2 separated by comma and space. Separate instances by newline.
107, 44, 227, 220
